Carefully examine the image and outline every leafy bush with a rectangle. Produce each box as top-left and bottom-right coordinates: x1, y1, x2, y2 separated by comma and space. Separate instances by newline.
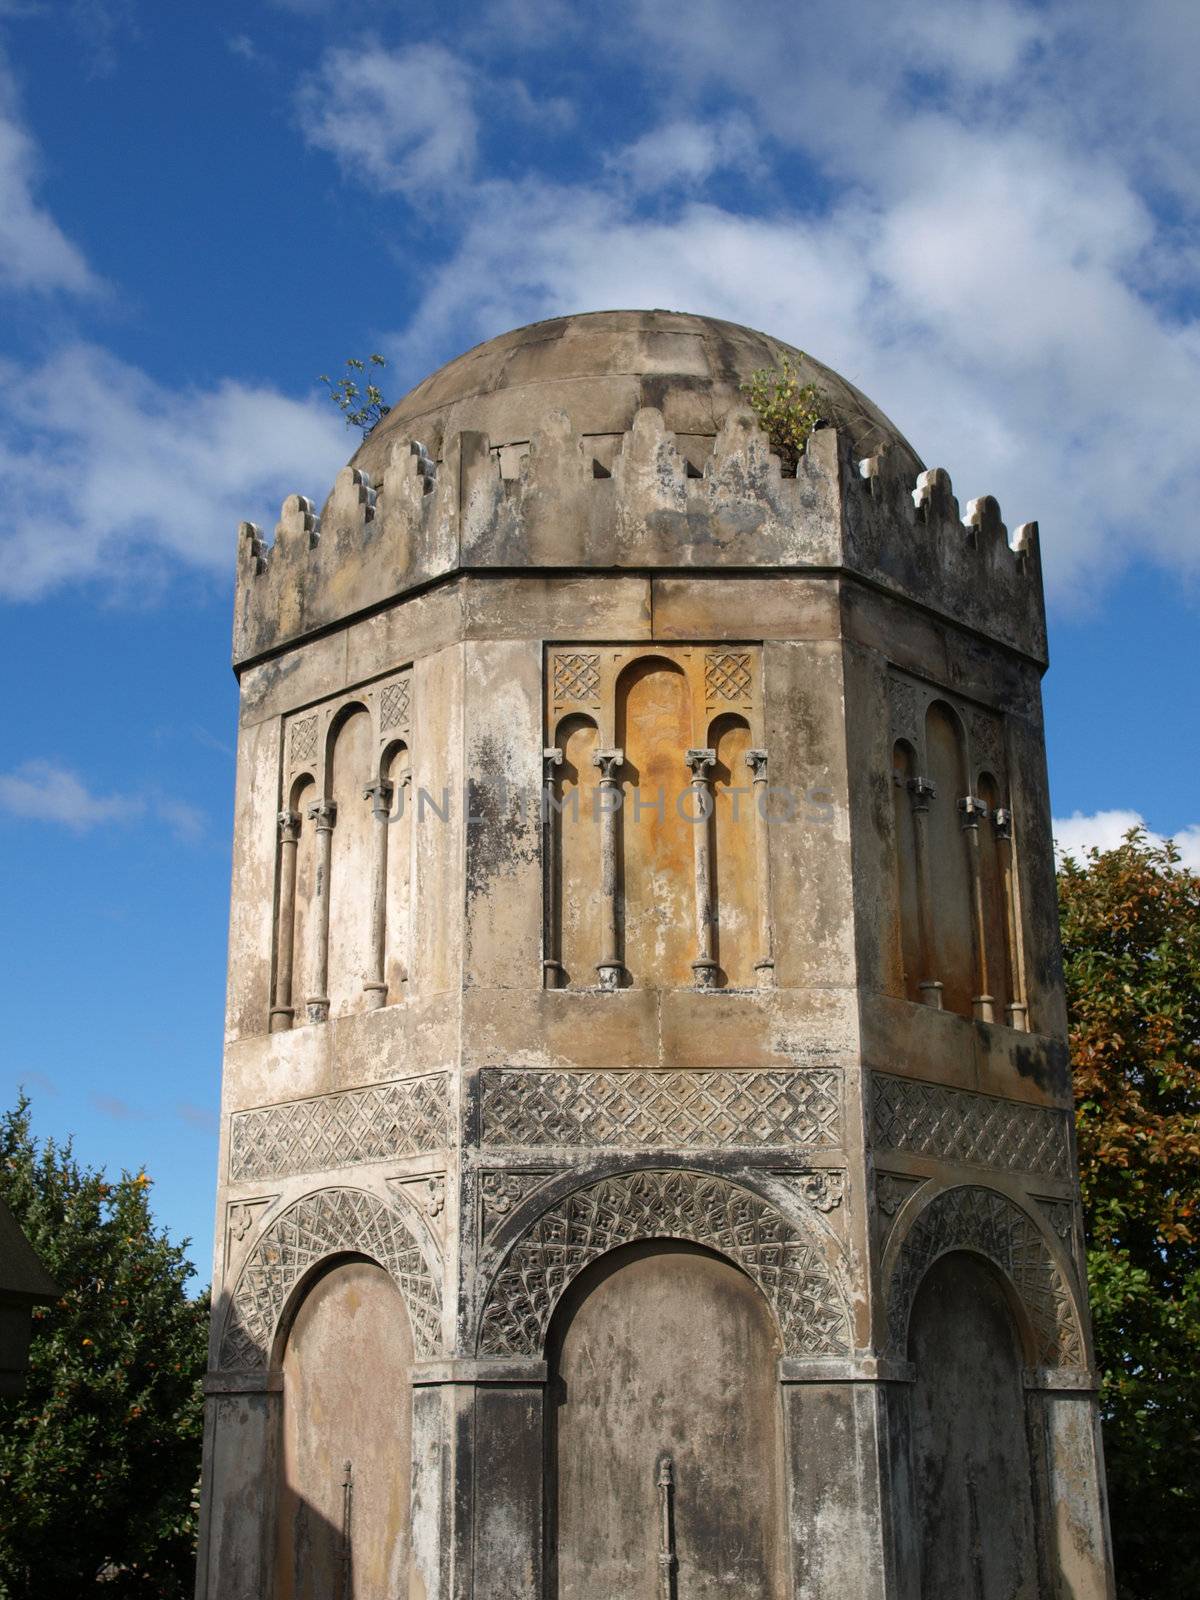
318, 353, 390, 435
740, 356, 827, 473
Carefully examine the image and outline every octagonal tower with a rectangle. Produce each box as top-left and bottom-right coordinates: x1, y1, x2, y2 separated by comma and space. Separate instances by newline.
197, 311, 1114, 1600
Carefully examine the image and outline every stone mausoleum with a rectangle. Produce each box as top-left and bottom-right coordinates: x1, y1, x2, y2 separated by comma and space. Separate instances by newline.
196, 311, 1116, 1598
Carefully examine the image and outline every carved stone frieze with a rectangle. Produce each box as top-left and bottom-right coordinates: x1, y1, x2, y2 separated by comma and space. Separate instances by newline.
479, 1171, 554, 1243
479, 1069, 842, 1150
875, 1173, 923, 1218
887, 674, 920, 746
229, 1075, 451, 1182
551, 651, 601, 707
478, 1168, 851, 1358
219, 1187, 442, 1368
704, 650, 753, 705
784, 1169, 845, 1212
288, 714, 318, 768
871, 1075, 1071, 1178
969, 709, 1005, 782
886, 1184, 1083, 1368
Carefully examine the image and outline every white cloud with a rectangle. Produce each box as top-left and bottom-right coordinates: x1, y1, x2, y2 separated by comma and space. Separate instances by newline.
0, 758, 214, 843
322, 4, 1200, 604
1053, 808, 1200, 870
0, 343, 348, 599
0, 67, 97, 295
0, 760, 141, 831
297, 42, 477, 193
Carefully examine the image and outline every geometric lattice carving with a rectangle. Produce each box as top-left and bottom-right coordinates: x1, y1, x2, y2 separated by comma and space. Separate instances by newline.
886, 1184, 1084, 1368
970, 709, 1004, 780
479, 1069, 842, 1150
704, 650, 752, 703
887, 674, 920, 744
551, 651, 600, 705
478, 1168, 851, 1358
229, 1076, 450, 1182
871, 1075, 1071, 1178
479, 1171, 553, 1243
289, 715, 317, 766
219, 1187, 442, 1368
380, 678, 410, 733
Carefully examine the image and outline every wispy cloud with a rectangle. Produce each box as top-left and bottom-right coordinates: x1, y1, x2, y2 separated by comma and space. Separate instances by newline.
0, 343, 347, 599
0, 62, 98, 295
0, 759, 211, 841
1053, 808, 1200, 870
91, 1092, 137, 1120
290, 3, 1200, 605
177, 1102, 219, 1134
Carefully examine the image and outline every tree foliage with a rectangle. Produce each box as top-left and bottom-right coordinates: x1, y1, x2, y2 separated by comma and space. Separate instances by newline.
0, 1099, 208, 1599
740, 356, 827, 473
1060, 830, 1200, 1598
318, 353, 390, 435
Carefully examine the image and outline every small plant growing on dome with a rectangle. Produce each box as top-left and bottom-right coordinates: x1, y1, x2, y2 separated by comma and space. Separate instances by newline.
318, 354, 391, 436
741, 357, 827, 474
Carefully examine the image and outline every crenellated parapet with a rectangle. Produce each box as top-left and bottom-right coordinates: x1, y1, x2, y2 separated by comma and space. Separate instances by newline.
233, 409, 1046, 666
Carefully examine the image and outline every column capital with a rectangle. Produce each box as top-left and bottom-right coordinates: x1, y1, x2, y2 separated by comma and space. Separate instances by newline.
591, 748, 624, 781
542, 746, 563, 771
992, 804, 1013, 839
277, 808, 301, 841
306, 797, 337, 830
745, 747, 769, 780
906, 775, 936, 810
362, 777, 394, 818
958, 793, 989, 827
684, 747, 716, 777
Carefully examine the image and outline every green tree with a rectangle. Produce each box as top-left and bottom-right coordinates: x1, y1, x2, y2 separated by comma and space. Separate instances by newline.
1059, 830, 1200, 1599
318, 353, 390, 435
0, 1099, 208, 1598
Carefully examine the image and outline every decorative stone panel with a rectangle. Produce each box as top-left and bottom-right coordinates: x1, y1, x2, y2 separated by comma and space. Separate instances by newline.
219, 1187, 442, 1368
479, 1068, 842, 1150
477, 1168, 851, 1358
871, 1075, 1071, 1178
886, 1184, 1083, 1368
229, 1075, 451, 1182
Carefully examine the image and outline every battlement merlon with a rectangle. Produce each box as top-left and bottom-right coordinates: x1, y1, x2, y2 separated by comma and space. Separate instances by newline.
232, 410, 1047, 669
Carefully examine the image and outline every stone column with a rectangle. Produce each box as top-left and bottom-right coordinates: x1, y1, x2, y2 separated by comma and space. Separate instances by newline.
304, 797, 337, 1024
1026, 1375, 1116, 1600
906, 776, 943, 1008
684, 747, 718, 989
958, 792, 996, 1023
269, 809, 301, 1033
541, 748, 564, 989
745, 748, 775, 987
362, 777, 395, 1010
993, 807, 1028, 1030
591, 748, 624, 990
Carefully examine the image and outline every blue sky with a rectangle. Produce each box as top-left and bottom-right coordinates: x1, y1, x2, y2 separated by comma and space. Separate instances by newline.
1, 0, 1197, 1281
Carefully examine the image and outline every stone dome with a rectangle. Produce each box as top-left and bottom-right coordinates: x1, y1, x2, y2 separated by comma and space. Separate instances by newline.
352, 309, 921, 479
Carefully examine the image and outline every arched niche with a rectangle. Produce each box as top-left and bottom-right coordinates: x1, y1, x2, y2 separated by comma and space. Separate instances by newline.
890, 739, 921, 1001
288, 774, 317, 1019
548, 1241, 787, 1600
615, 656, 693, 987
553, 713, 600, 988
326, 703, 373, 1018
382, 739, 412, 997
708, 712, 755, 987
274, 1256, 414, 1600
907, 1253, 1041, 1599
924, 700, 975, 1016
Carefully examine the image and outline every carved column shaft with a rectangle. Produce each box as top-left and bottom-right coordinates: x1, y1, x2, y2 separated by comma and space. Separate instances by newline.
906, 777, 943, 1008
270, 809, 301, 1032
746, 749, 775, 987
542, 748, 564, 989
994, 807, 1028, 1031
305, 797, 337, 1023
592, 749, 624, 990
685, 748, 718, 989
959, 794, 995, 1023
363, 777, 395, 1009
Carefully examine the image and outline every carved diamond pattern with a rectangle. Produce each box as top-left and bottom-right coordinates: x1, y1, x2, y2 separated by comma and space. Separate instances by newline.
887, 676, 920, 745
479, 1170, 851, 1358
480, 1069, 842, 1149
871, 1076, 1070, 1178
704, 651, 752, 703
289, 715, 317, 766
229, 1077, 450, 1182
380, 678, 411, 733
552, 652, 600, 705
970, 710, 1004, 780
887, 1185, 1083, 1367
219, 1187, 442, 1368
